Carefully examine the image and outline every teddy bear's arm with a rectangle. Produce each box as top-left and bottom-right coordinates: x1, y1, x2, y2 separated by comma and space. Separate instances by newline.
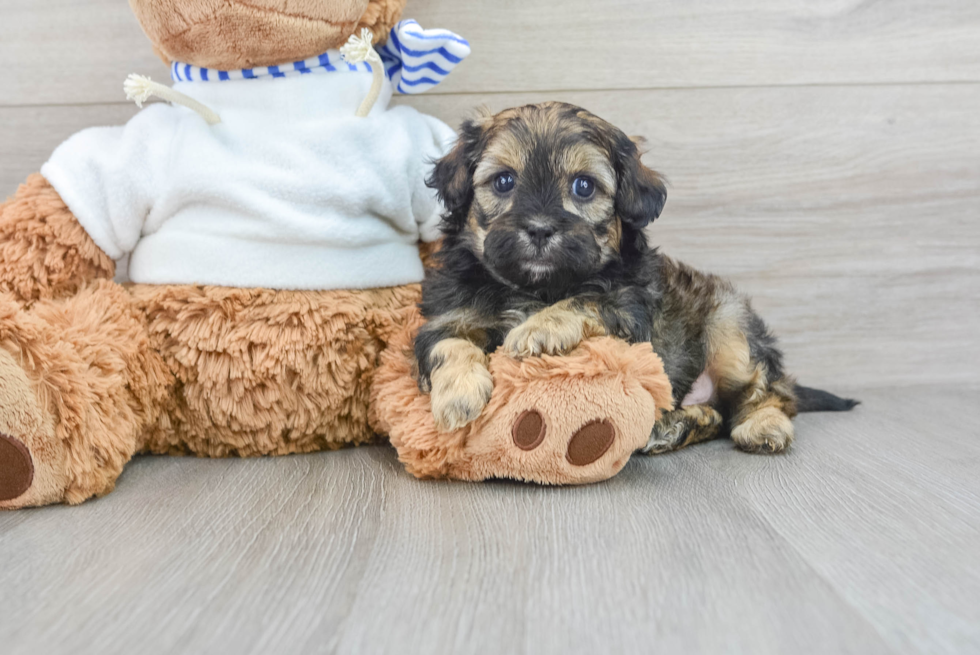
35, 104, 180, 269
0, 174, 115, 302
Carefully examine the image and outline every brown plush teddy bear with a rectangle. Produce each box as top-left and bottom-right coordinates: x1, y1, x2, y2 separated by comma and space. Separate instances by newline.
0, 0, 675, 509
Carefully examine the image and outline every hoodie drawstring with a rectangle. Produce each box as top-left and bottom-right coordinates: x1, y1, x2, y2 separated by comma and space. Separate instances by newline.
123, 74, 221, 125
339, 28, 385, 118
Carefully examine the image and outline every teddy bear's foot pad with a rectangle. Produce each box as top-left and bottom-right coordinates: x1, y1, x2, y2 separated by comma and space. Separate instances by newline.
513, 411, 617, 467
566, 419, 616, 466
512, 410, 547, 451
0, 433, 34, 501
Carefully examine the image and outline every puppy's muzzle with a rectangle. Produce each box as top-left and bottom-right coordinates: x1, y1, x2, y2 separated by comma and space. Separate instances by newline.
520, 218, 560, 253
524, 222, 556, 249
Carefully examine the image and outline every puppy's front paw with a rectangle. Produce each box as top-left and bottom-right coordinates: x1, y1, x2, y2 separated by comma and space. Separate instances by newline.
430, 364, 494, 432
504, 316, 584, 359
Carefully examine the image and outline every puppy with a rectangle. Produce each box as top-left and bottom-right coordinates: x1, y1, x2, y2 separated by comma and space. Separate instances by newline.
414, 102, 856, 454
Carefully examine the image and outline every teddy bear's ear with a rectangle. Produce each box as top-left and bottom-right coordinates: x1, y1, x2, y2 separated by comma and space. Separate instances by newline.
427, 111, 493, 234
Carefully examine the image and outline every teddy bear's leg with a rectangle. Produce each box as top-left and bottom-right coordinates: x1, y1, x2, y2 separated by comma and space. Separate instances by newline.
640, 405, 725, 455
0, 346, 61, 505
0, 174, 115, 303
132, 284, 420, 458
0, 281, 171, 509
374, 331, 677, 485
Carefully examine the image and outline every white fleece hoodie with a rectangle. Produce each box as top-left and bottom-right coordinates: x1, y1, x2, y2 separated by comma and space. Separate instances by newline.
40, 22, 467, 290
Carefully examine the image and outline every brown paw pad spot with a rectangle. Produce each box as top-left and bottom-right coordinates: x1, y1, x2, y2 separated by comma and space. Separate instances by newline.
0, 433, 34, 501
566, 420, 616, 466
512, 409, 547, 451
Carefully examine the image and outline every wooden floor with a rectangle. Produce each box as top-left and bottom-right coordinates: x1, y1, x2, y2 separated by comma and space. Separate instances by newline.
0, 385, 978, 654
2, 0, 979, 653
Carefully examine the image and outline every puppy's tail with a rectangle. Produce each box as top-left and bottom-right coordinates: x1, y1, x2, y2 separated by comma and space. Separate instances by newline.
794, 384, 860, 412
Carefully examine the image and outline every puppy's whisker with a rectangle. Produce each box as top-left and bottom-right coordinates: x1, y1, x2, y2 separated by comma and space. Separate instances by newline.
541, 235, 561, 255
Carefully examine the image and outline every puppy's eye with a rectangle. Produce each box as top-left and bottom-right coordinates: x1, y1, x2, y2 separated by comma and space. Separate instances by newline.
493, 172, 515, 194
571, 176, 596, 199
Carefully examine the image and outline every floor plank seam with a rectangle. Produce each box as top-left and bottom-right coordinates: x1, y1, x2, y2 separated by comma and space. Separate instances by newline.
4, 79, 980, 109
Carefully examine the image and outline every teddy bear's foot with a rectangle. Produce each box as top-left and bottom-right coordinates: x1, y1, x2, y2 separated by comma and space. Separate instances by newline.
0, 347, 68, 509
374, 331, 676, 485
0, 280, 174, 508
456, 381, 655, 485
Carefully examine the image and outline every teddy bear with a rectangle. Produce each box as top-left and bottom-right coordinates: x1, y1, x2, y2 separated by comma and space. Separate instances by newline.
0, 0, 675, 509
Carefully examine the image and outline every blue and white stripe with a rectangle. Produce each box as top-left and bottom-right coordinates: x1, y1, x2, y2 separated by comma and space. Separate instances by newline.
170, 20, 469, 94
377, 20, 471, 94
171, 51, 374, 83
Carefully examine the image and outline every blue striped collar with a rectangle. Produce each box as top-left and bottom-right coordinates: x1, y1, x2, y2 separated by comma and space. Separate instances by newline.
171, 50, 371, 84
171, 20, 469, 95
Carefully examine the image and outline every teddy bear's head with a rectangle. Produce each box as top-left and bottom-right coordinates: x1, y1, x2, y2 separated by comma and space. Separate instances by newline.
129, 0, 407, 70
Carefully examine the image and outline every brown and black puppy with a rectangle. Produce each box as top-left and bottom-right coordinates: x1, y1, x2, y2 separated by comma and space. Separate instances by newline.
415, 102, 856, 454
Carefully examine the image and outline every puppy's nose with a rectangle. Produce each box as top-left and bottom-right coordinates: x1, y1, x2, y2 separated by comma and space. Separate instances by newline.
525, 224, 555, 248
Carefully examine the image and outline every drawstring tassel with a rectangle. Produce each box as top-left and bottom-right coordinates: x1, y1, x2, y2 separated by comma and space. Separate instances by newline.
123, 74, 221, 125
340, 28, 385, 118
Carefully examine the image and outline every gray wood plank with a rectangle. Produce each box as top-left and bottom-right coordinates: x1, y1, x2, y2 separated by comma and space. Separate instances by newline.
2, 385, 978, 654
4, 84, 977, 388
2, 0, 980, 106
0, 103, 138, 199
706, 384, 980, 654
0, 0, 172, 107
0, 451, 394, 654
323, 448, 890, 655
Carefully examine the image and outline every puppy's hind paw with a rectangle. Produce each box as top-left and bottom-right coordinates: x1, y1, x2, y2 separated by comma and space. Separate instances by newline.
731, 406, 794, 454
642, 419, 687, 455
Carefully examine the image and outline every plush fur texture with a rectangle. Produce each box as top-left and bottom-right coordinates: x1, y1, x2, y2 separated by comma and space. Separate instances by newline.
132, 283, 420, 458
371, 307, 674, 484
0, 174, 114, 303
130, 0, 407, 69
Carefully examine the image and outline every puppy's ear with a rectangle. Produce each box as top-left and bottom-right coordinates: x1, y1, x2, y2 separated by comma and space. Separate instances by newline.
611, 135, 667, 230
427, 112, 491, 233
